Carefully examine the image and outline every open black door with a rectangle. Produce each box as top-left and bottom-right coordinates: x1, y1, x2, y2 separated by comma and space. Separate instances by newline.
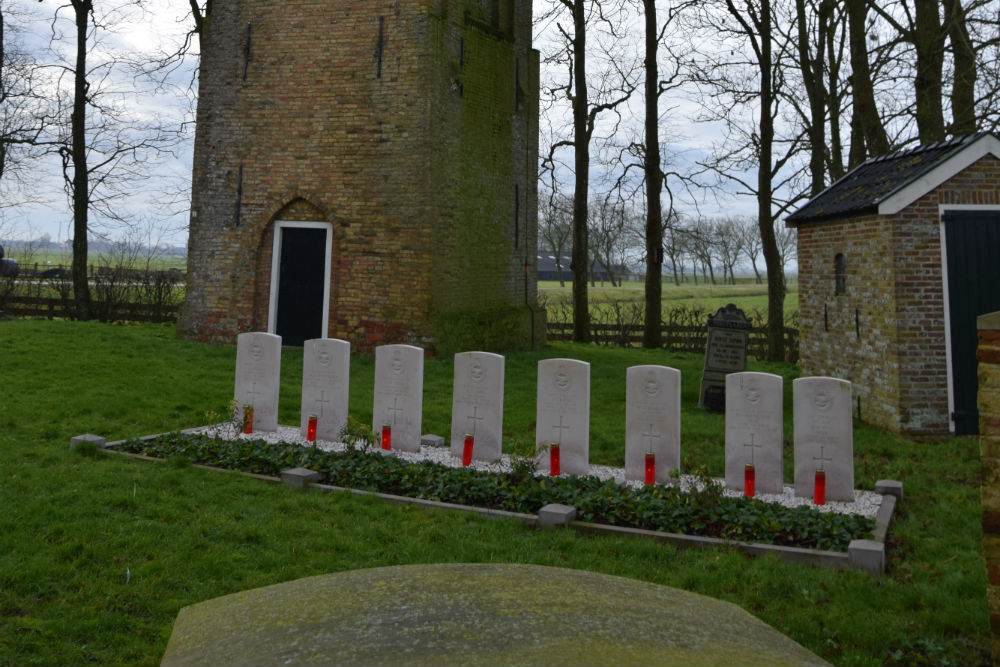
944, 210, 1000, 435
275, 226, 327, 347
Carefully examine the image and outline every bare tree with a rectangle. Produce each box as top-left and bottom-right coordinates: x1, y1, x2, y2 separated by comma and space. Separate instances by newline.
790, 0, 834, 196
663, 210, 686, 286
686, 216, 717, 285
846, 0, 889, 166
538, 0, 636, 341
686, 0, 800, 360
1, 2, 51, 203
774, 218, 797, 272
737, 215, 764, 284
39, 0, 181, 319
538, 189, 573, 286
588, 197, 640, 287
712, 217, 743, 284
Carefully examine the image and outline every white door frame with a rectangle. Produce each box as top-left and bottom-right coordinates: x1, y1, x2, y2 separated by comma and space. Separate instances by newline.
267, 220, 333, 337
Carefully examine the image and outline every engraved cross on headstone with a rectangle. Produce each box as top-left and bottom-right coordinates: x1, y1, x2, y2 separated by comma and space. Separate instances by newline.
642, 424, 660, 452
313, 390, 331, 418
552, 415, 570, 445
386, 397, 404, 426
244, 382, 262, 406
743, 433, 763, 465
467, 405, 485, 436
813, 445, 833, 470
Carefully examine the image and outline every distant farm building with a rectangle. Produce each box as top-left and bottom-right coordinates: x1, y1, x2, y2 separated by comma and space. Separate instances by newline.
537, 254, 639, 283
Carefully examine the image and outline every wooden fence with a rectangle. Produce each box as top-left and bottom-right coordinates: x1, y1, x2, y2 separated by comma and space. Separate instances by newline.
0, 295, 179, 324
546, 322, 799, 363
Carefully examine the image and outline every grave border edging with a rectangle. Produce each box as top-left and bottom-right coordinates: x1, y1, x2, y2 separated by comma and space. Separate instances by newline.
96, 433, 896, 575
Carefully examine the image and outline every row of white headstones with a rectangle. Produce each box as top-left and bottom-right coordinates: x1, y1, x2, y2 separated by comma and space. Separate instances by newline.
234, 332, 854, 501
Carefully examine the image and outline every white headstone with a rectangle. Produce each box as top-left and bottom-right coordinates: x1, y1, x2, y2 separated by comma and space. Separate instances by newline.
300, 338, 350, 441
234, 332, 282, 433
625, 365, 681, 483
725, 372, 784, 494
373, 344, 424, 453
450, 351, 505, 463
793, 376, 854, 500
535, 358, 590, 475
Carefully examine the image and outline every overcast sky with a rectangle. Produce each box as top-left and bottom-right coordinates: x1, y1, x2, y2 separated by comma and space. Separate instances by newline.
2, 0, 755, 248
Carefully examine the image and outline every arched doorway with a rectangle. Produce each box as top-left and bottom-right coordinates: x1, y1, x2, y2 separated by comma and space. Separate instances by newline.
267, 221, 333, 346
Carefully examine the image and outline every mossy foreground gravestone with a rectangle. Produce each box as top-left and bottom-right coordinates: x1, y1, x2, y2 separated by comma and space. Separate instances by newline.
160, 564, 829, 667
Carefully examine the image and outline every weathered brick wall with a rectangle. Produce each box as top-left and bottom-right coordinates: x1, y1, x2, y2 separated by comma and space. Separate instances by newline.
978, 311, 1000, 664
796, 156, 1000, 433
180, 0, 541, 354
797, 214, 900, 430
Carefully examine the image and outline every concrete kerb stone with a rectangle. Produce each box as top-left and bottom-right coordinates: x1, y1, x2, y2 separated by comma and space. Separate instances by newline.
537, 503, 578, 528
876, 479, 904, 501
420, 434, 446, 448
98, 433, 902, 574
69, 433, 107, 450
872, 494, 897, 543
849, 539, 886, 575
281, 467, 319, 489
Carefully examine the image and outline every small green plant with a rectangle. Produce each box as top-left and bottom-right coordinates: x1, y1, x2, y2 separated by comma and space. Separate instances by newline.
507, 438, 539, 483
118, 432, 874, 551
202, 399, 243, 440
339, 416, 375, 453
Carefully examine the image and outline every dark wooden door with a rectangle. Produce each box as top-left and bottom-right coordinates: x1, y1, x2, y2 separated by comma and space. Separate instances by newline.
944, 210, 1000, 435
275, 226, 327, 347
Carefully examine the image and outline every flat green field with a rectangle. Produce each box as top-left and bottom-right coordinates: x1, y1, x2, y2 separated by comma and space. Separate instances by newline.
2, 246, 187, 272
539, 279, 800, 323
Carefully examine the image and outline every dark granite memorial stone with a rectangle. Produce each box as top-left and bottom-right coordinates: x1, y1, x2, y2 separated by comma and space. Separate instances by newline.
699, 303, 751, 412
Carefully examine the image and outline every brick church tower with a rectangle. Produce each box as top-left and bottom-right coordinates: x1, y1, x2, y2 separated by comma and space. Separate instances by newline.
180, 0, 543, 353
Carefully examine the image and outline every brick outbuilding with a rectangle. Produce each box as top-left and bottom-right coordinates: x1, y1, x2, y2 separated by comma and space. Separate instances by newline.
787, 132, 1000, 435
180, 0, 543, 354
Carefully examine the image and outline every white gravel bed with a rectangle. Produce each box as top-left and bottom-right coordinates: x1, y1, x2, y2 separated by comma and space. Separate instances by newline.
191, 423, 882, 520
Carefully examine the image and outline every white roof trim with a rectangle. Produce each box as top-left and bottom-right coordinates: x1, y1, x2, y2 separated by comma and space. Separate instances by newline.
878, 134, 1000, 215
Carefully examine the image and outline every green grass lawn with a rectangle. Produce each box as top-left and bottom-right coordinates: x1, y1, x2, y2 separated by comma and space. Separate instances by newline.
0, 319, 988, 666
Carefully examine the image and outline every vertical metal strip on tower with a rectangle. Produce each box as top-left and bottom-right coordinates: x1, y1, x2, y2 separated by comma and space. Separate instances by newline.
376, 17, 385, 78
234, 164, 244, 226
243, 22, 252, 81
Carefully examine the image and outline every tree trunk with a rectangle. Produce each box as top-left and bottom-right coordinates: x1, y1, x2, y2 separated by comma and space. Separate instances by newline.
570, 0, 590, 343
944, 0, 976, 135
71, 0, 93, 320
642, 0, 663, 348
913, 0, 946, 144
825, 1, 845, 181
794, 0, 828, 196
847, 0, 888, 161
758, 0, 785, 361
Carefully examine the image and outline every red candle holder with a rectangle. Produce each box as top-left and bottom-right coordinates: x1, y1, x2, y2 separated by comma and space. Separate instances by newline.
744, 463, 755, 498
462, 434, 474, 467
550, 444, 560, 477
644, 452, 655, 485
243, 405, 254, 434
307, 414, 317, 442
381, 423, 391, 451
814, 469, 826, 506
